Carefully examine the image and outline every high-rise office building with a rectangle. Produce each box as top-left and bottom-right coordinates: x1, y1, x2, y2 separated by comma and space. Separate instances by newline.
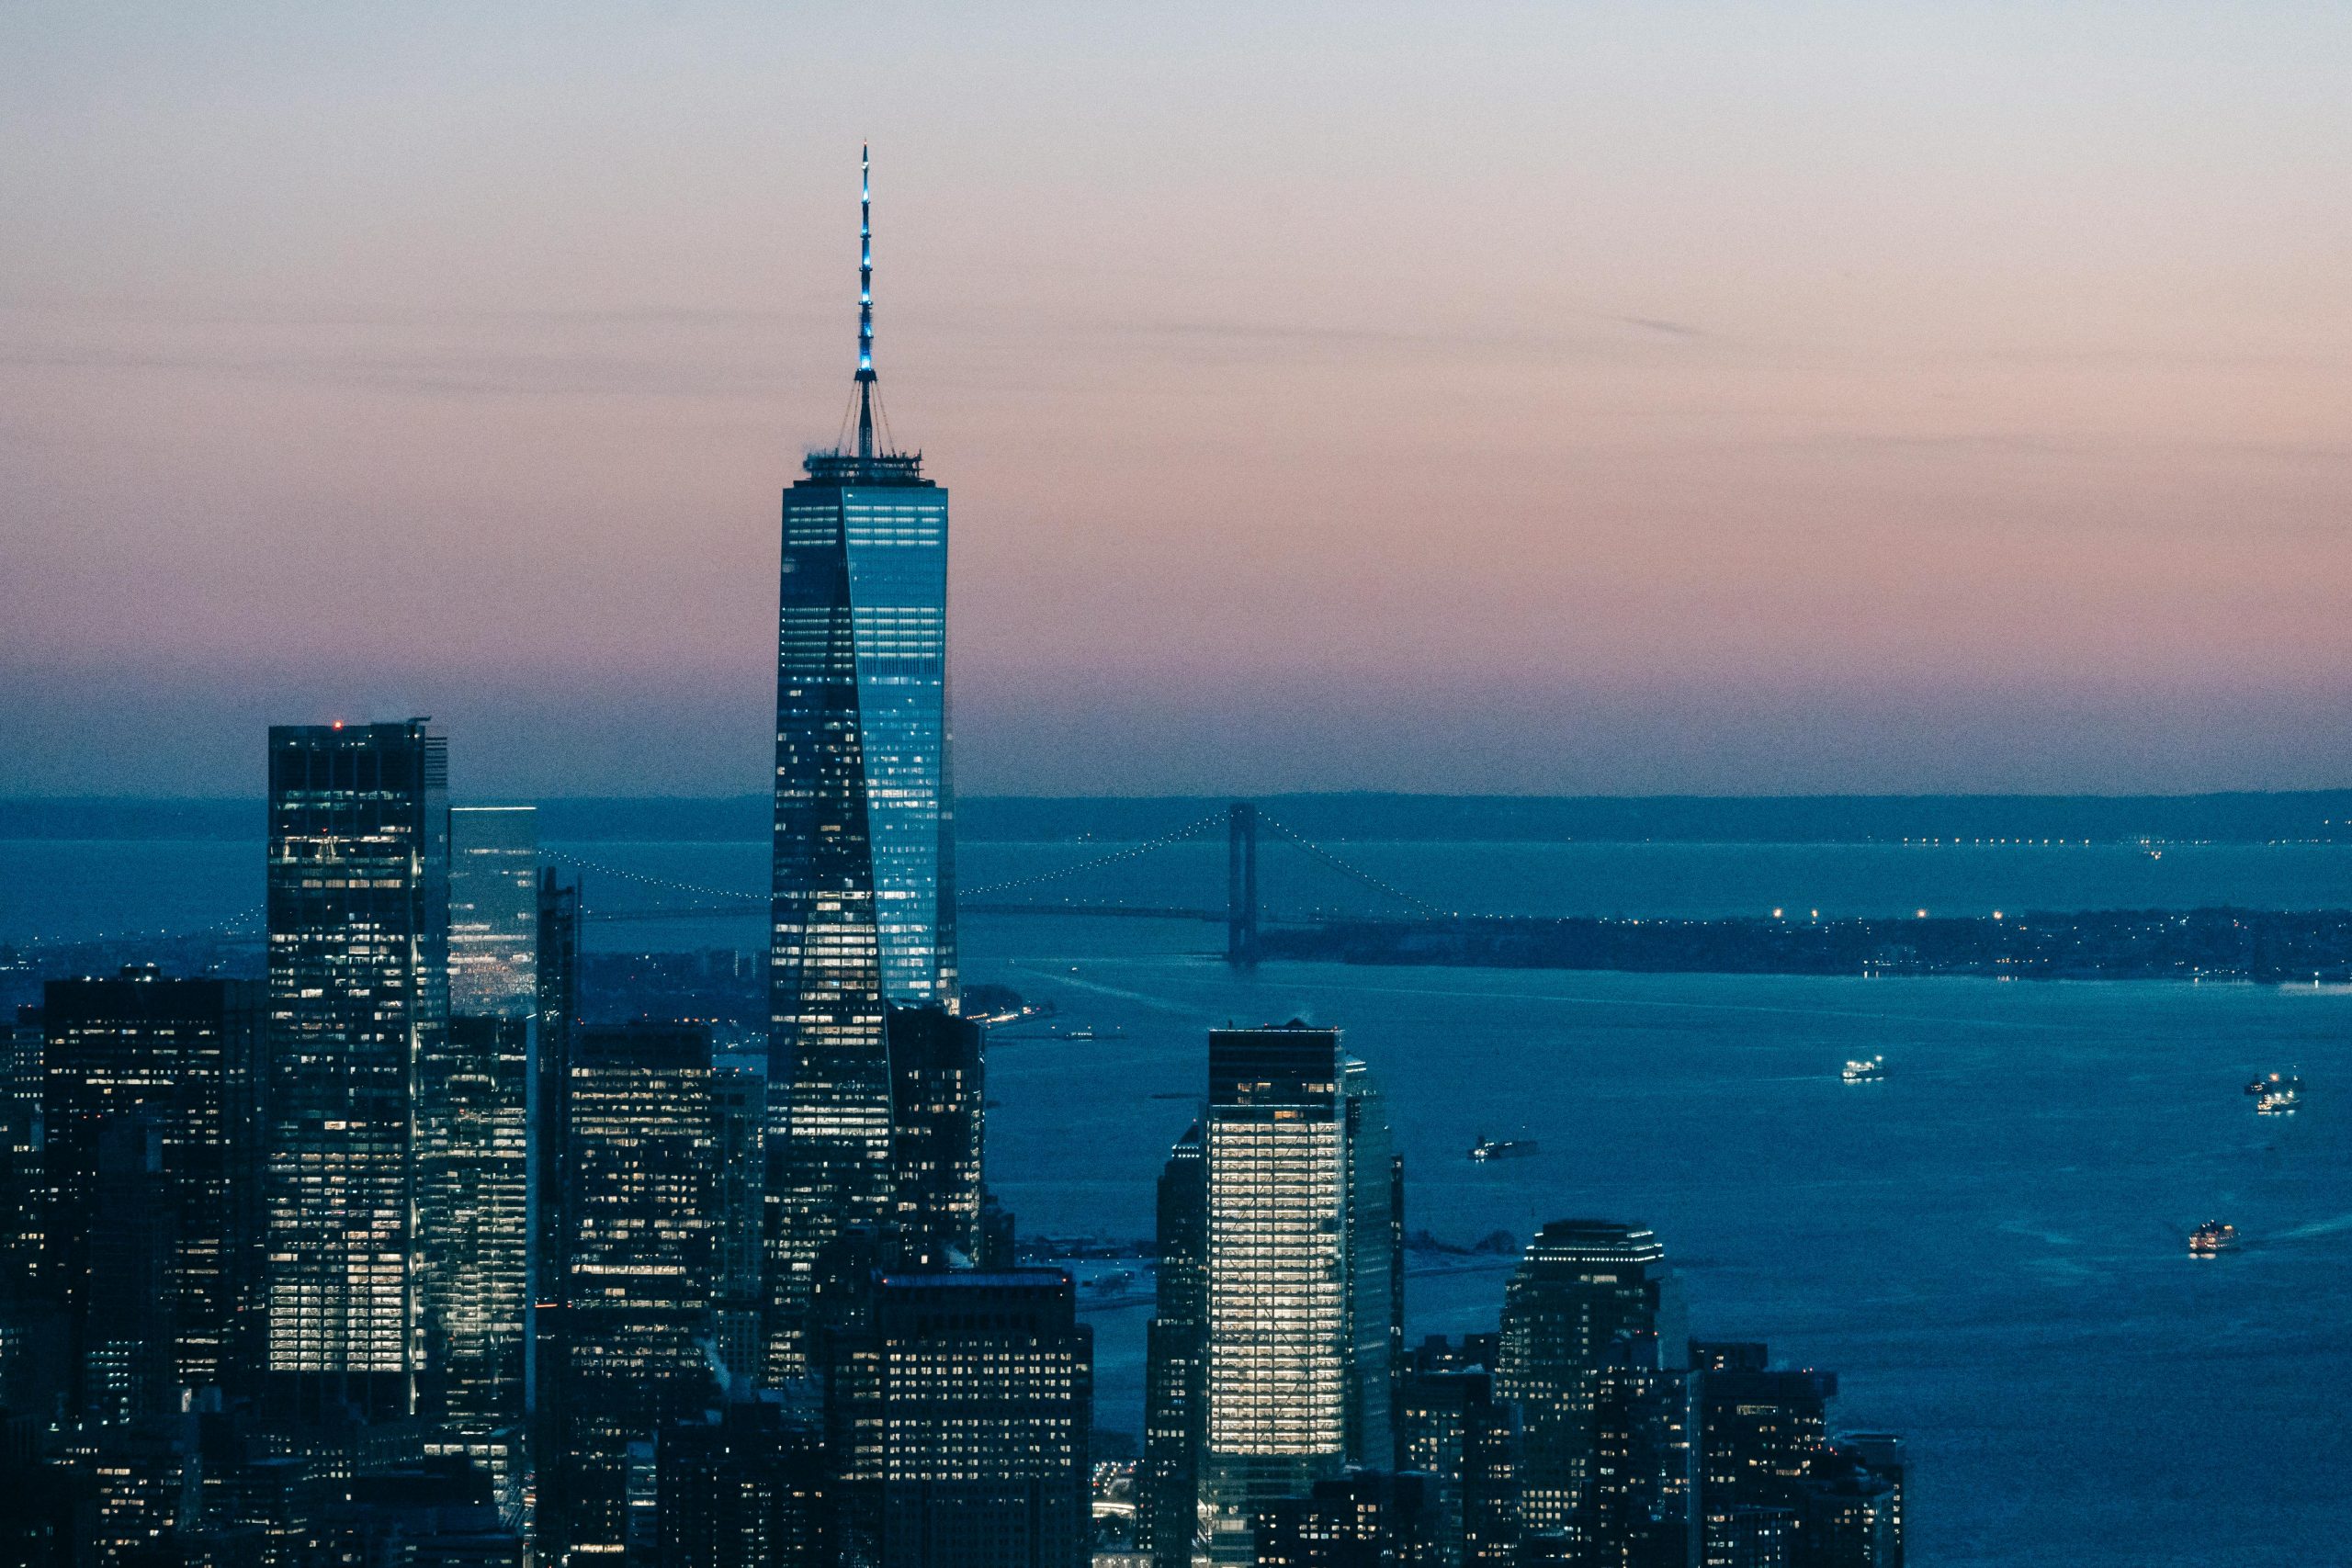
655, 1398, 831, 1568
263, 719, 448, 1418
1201, 1023, 1396, 1561
1496, 1221, 1676, 1539
418, 807, 537, 1431
1250, 1471, 1434, 1568
546, 1023, 718, 1564
40, 969, 262, 1416
447, 807, 538, 1016
1690, 1347, 1835, 1568
1340, 1057, 1399, 1469
766, 148, 956, 1380
888, 1006, 984, 1263
1138, 1122, 1206, 1568
709, 1064, 769, 1391
1396, 1342, 1521, 1568
1588, 1333, 1698, 1568
530, 866, 581, 1428
416, 1014, 529, 1430
1, 1010, 40, 1301
827, 1271, 1091, 1568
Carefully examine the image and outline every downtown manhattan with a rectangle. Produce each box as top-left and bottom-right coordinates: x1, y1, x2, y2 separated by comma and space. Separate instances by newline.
10, 149, 2071, 1568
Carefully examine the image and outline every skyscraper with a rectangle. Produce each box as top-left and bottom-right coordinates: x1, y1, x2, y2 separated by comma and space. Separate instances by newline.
766, 148, 956, 1379
827, 1271, 1091, 1568
40, 969, 262, 1417
264, 719, 448, 1419
447, 807, 538, 1015
887, 1005, 984, 1264
419, 807, 537, 1430
1495, 1221, 1677, 1540
1200, 1022, 1395, 1561
545, 1023, 719, 1563
1137, 1122, 1206, 1568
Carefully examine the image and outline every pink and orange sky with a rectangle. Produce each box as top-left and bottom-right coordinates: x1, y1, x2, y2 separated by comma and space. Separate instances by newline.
4, 4, 2348, 797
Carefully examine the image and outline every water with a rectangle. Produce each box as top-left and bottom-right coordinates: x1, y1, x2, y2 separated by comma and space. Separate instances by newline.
3, 831, 2347, 1565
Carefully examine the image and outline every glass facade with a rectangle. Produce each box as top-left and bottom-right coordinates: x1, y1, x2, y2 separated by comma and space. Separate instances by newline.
447, 806, 538, 1018
1203, 1024, 1351, 1562
263, 719, 447, 1416
766, 452, 955, 1378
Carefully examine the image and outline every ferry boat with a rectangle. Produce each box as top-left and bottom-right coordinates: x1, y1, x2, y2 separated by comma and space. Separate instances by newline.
1468, 1134, 1538, 1163
2188, 1221, 2239, 1257
2245, 1069, 2302, 1114
1841, 1055, 1888, 1083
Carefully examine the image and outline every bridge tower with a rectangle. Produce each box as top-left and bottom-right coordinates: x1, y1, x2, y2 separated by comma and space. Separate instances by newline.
1227, 801, 1259, 965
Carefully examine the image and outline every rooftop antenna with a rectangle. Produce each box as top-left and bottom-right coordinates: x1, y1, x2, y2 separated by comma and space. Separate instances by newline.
855, 143, 876, 463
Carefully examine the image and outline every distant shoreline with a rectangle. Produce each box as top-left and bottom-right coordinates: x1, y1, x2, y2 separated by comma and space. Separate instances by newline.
5, 790, 2351, 846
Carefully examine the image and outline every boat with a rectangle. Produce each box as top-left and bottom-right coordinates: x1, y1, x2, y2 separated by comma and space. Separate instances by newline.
2188, 1221, 2238, 1257
1060, 1025, 1128, 1043
1842, 1055, 1887, 1083
2245, 1069, 2303, 1096
1468, 1134, 1538, 1163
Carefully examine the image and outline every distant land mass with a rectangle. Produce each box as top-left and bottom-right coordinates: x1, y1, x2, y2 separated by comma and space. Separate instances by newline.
4, 792, 2350, 844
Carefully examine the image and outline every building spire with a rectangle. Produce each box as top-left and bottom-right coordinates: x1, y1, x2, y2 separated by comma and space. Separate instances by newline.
856, 143, 876, 461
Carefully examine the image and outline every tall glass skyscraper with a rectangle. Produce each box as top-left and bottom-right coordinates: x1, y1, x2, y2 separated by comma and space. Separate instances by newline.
766, 149, 956, 1378
264, 719, 447, 1418
419, 806, 537, 1430
1200, 1022, 1396, 1562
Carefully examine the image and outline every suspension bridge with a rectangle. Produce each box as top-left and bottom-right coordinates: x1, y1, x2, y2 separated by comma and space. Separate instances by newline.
557, 801, 1452, 966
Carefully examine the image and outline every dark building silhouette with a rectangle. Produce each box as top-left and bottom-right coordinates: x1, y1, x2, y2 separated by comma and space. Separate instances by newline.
766, 147, 957, 1382
887, 1006, 984, 1263
1137, 1122, 1206, 1568
544, 1024, 718, 1563
2, 1010, 42, 1304
1251, 1470, 1434, 1567
41, 969, 262, 1417
1496, 1222, 1676, 1538
655, 1398, 830, 1568
828, 1270, 1091, 1568
264, 720, 448, 1419
1587, 1334, 1697, 1568
1691, 1345, 1837, 1568
708, 1064, 769, 1391
1395, 1341, 1519, 1568
528, 866, 580, 1435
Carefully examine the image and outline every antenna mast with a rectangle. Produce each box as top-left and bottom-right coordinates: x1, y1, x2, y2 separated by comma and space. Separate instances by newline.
856, 143, 876, 462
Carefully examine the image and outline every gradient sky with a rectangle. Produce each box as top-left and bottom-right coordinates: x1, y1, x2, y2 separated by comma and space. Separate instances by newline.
3, 3, 2348, 798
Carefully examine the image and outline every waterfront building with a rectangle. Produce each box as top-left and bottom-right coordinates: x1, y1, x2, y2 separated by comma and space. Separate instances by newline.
1496, 1221, 1677, 1537
766, 148, 956, 1380
545, 1024, 719, 1562
40, 969, 261, 1417
263, 720, 447, 1418
1395, 1347, 1520, 1568
829, 1270, 1091, 1568
1587, 1333, 1698, 1568
888, 1005, 984, 1263
655, 1398, 830, 1568
447, 807, 538, 1015
1691, 1347, 1834, 1568
1201, 1023, 1396, 1560
1137, 1122, 1207, 1568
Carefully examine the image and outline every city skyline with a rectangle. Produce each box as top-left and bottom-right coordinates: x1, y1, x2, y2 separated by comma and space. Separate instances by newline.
6, 6, 2352, 799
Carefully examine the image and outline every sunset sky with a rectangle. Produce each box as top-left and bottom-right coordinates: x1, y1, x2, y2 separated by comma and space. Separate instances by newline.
4, 3, 2347, 797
